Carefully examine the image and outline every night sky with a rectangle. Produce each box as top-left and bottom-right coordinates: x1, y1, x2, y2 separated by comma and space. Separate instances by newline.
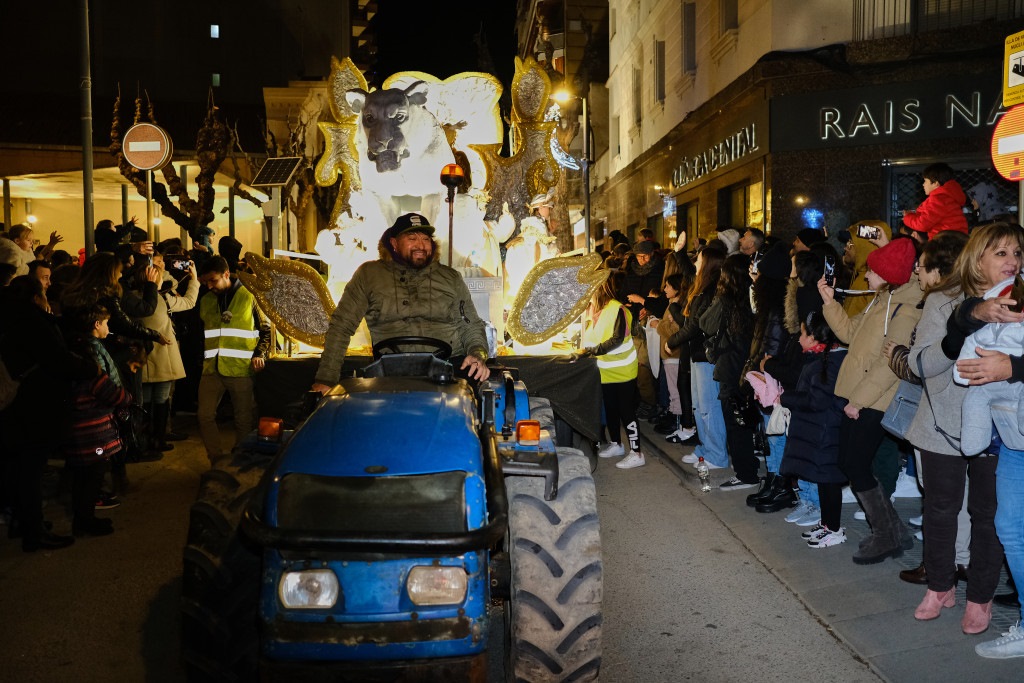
372, 2, 518, 92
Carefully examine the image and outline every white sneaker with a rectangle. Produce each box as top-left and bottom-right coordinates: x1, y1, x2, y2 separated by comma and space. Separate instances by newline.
808, 526, 846, 548
795, 505, 821, 527
785, 501, 810, 523
891, 470, 922, 499
908, 515, 923, 528
854, 510, 866, 521
598, 442, 625, 458
915, 529, 924, 541
681, 453, 699, 464
616, 451, 646, 469
801, 523, 826, 540
842, 486, 857, 504
976, 622, 1024, 659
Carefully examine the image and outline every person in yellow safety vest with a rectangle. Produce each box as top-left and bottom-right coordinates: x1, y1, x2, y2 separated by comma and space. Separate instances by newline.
196, 255, 271, 464
578, 273, 645, 469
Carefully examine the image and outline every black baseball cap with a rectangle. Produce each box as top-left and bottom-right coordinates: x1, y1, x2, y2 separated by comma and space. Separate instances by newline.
391, 213, 435, 237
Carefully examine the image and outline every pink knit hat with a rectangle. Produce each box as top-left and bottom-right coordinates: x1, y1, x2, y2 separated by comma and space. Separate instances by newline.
866, 237, 916, 287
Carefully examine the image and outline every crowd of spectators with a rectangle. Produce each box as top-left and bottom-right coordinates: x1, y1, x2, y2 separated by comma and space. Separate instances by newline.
0, 218, 260, 553
591, 167, 1024, 658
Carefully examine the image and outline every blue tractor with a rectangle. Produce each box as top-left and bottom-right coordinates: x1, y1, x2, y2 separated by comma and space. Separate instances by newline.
180, 338, 603, 682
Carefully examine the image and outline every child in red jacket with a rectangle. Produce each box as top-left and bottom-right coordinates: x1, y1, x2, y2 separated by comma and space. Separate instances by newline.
901, 162, 968, 239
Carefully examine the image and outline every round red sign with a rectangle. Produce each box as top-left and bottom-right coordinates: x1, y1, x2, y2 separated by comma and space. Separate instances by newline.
122, 123, 173, 171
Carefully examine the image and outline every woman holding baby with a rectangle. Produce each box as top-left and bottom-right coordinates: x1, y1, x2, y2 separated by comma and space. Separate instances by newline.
938, 222, 1024, 654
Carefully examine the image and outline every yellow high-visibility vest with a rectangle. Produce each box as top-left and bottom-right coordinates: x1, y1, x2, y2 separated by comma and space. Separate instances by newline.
200, 285, 259, 377
583, 301, 638, 383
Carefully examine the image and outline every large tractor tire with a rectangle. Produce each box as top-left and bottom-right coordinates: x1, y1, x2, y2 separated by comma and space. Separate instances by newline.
506, 447, 603, 682
180, 449, 270, 682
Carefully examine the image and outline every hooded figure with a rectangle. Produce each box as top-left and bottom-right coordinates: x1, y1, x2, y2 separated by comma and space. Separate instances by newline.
843, 220, 891, 317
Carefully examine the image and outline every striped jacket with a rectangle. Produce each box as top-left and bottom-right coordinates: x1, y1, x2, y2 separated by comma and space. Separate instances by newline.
63, 371, 132, 467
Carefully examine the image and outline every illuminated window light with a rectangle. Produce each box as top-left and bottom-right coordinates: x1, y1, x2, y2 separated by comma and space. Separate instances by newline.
212, 73, 221, 87
210, 24, 219, 39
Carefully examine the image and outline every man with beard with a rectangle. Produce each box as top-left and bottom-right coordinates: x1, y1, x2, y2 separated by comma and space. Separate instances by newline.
312, 213, 491, 392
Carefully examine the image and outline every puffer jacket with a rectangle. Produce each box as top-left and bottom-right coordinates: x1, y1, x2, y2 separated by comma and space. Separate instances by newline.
823, 275, 923, 412
780, 347, 848, 483
699, 297, 755, 400
315, 234, 489, 386
140, 276, 200, 383
902, 180, 969, 239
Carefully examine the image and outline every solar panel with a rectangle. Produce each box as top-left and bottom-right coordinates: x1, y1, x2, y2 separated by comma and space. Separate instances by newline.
251, 157, 304, 187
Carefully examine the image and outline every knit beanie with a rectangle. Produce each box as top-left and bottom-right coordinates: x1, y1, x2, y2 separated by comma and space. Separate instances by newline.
796, 228, 826, 248
757, 242, 791, 281
866, 237, 916, 287
633, 240, 656, 255
716, 229, 740, 255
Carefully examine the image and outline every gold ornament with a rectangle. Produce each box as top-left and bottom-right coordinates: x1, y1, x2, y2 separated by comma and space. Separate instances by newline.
314, 57, 368, 224
238, 252, 336, 349
506, 253, 609, 346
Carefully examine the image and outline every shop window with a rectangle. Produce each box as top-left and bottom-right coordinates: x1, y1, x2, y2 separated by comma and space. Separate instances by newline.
654, 39, 666, 104
718, 181, 762, 229
681, 2, 696, 74
680, 200, 699, 241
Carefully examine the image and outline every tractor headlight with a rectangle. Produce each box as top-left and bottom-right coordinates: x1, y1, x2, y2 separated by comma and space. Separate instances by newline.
278, 569, 339, 609
406, 566, 468, 606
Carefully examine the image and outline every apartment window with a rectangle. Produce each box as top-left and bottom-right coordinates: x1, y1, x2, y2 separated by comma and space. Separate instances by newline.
210, 24, 220, 39
611, 115, 621, 156
211, 73, 221, 87
654, 40, 666, 104
632, 67, 642, 126
611, 8, 617, 37
720, 0, 738, 32
682, 2, 696, 73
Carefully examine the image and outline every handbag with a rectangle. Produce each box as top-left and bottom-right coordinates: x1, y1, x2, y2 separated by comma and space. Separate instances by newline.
116, 403, 148, 462
880, 380, 921, 439
765, 403, 791, 435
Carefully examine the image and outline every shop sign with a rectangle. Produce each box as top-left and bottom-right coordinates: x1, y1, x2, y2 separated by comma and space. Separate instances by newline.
771, 75, 1002, 152
672, 124, 761, 188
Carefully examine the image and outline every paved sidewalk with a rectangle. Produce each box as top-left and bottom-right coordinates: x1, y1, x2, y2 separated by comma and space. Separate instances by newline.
638, 421, 1022, 683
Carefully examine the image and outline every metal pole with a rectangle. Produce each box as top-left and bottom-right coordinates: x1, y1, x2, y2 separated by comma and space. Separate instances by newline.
146, 171, 153, 240
179, 164, 189, 245
1019, 180, 1023, 228
80, 0, 95, 255
121, 184, 128, 227
582, 96, 591, 254
228, 186, 235, 238
2, 178, 11, 231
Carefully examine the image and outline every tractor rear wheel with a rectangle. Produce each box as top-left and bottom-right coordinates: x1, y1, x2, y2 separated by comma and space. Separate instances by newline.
505, 447, 602, 682
179, 450, 269, 682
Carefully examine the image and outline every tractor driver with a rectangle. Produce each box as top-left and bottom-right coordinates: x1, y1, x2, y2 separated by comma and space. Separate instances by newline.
312, 212, 491, 393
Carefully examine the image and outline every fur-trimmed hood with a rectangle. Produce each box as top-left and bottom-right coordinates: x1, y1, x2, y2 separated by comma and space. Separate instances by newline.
376, 227, 441, 265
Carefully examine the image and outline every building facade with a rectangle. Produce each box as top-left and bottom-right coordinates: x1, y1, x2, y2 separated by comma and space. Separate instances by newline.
600, 0, 1024, 247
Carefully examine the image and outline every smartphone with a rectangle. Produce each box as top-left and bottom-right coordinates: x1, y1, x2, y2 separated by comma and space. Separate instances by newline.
169, 259, 193, 271
856, 224, 880, 240
823, 254, 836, 287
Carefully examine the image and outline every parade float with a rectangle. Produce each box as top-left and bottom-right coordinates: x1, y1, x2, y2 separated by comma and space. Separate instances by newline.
241, 56, 607, 357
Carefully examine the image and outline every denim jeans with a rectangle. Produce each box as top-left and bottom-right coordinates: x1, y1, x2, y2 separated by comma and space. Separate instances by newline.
691, 361, 728, 468
996, 445, 1024, 620
763, 412, 785, 474
797, 479, 820, 508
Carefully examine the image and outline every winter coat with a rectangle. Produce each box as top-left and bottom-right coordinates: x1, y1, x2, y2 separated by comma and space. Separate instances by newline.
140, 277, 200, 383
655, 300, 682, 360
779, 348, 848, 484
700, 297, 755, 400
843, 221, 892, 318
902, 180, 969, 239
667, 283, 717, 363
906, 289, 968, 455
63, 339, 132, 467
0, 300, 97, 450
315, 235, 489, 386
823, 276, 923, 412
618, 253, 665, 319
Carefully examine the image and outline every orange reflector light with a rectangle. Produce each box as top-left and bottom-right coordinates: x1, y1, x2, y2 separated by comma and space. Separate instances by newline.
258, 417, 284, 442
516, 420, 541, 444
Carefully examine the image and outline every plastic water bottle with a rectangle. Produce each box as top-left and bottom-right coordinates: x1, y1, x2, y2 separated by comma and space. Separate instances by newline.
697, 457, 712, 492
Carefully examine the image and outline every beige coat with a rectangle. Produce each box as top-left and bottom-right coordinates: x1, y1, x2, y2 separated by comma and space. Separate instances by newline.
823, 275, 922, 412
140, 277, 200, 383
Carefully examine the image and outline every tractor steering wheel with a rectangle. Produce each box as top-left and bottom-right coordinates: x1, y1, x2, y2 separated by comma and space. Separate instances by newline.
371, 336, 453, 360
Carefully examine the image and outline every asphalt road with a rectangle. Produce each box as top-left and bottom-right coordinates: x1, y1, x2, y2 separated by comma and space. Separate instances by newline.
0, 421, 878, 682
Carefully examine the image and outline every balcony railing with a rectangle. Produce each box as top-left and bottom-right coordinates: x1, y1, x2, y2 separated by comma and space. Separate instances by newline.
854, 0, 1024, 40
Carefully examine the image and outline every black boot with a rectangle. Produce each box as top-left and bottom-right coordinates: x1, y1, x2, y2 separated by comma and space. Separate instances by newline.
150, 402, 174, 453
852, 485, 904, 565
654, 413, 680, 435
746, 472, 776, 507
755, 477, 798, 513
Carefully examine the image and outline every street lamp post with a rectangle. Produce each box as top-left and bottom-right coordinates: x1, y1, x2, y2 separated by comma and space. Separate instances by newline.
581, 95, 591, 254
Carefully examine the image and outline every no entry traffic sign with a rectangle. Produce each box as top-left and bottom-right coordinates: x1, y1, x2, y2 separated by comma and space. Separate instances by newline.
992, 104, 1024, 181
122, 123, 173, 171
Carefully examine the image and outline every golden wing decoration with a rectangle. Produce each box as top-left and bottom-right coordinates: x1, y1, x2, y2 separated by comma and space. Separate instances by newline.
238, 252, 335, 349
506, 253, 609, 346
315, 56, 368, 224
